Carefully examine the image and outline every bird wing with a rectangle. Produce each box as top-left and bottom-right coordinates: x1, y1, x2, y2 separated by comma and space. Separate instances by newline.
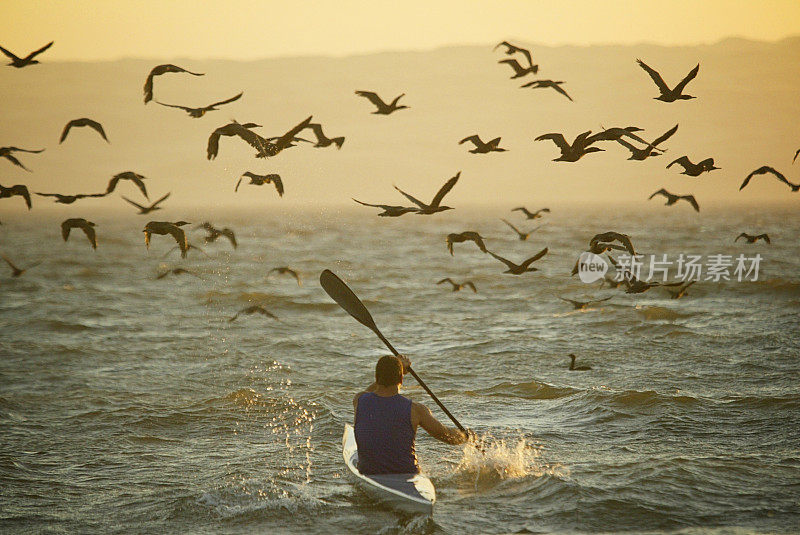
681, 195, 700, 212
59, 121, 75, 143
106, 175, 120, 194
518, 247, 549, 269
167, 226, 188, 258
0, 45, 21, 61
673, 63, 700, 94
60, 220, 71, 241
221, 228, 237, 248
143, 71, 156, 103
667, 156, 690, 169
131, 177, 149, 200
393, 186, 428, 209
498, 59, 526, 76
550, 83, 573, 101
636, 59, 670, 93
487, 250, 518, 270
207, 129, 221, 160
734, 233, 747, 242
25, 41, 54, 62
794, 149, 800, 164
234, 177, 243, 192
122, 196, 147, 210
208, 92, 243, 108
389, 93, 406, 107
355, 91, 388, 108
758, 234, 771, 244
652, 124, 679, 148
501, 218, 522, 235
2, 255, 20, 271
463, 282, 477, 293
155, 101, 193, 111
429, 172, 460, 208
306, 123, 327, 144
1, 153, 30, 171
459, 135, 481, 147
534, 133, 570, 152
436, 278, 454, 285
649, 189, 669, 200
35, 192, 58, 198
11, 185, 32, 209
273, 116, 313, 153
267, 175, 284, 197
150, 192, 171, 208
589, 297, 613, 304
81, 223, 98, 249
445, 235, 455, 255
558, 297, 581, 307
86, 119, 109, 142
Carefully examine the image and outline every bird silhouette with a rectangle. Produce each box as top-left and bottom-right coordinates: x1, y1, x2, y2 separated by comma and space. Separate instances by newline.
229, 305, 279, 322
667, 156, 719, 176
606, 254, 683, 294
355, 91, 408, 114
352, 199, 418, 217
648, 189, 699, 212
568, 354, 591, 371
156, 268, 201, 280
36, 192, 106, 204
0, 146, 44, 172
394, 172, 460, 214
143, 221, 190, 258
0, 184, 32, 209
306, 123, 345, 149
459, 135, 507, 153
615, 124, 679, 160
739, 166, 799, 192
106, 171, 149, 199
494, 41, 538, 75
487, 247, 548, 274
436, 278, 477, 292
143, 64, 204, 104
585, 126, 648, 145
0, 41, 53, 68
122, 192, 170, 214
667, 280, 696, 299
535, 131, 604, 162
203, 225, 237, 249
794, 149, 799, 164
559, 296, 612, 310
155, 92, 243, 118
2, 255, 40, 277
501, 219, 540, 241
589, 231, 637, 256
61, 218, 97, 249
235, 172, 284, 197
269, 267, 301, 286
446, 232, 487, 255
636, 59, 699, 102
59, 118, 109, 144
520, 80, 573, 101
512, 206, 550, 220
207, 117, 312, 159
735, 233, 771, 244
162, 242, 209, 258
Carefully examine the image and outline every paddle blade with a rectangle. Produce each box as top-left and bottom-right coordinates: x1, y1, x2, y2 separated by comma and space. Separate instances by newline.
320, 269, 378, 331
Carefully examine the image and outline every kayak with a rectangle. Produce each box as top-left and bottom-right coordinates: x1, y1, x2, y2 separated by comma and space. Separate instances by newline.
342, 424, 435, 515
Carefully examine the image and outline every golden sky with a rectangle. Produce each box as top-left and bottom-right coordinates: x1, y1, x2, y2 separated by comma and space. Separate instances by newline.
2, 0, 799, 61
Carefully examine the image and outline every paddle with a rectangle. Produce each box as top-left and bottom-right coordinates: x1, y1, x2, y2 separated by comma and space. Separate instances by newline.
319, 269, 467, 433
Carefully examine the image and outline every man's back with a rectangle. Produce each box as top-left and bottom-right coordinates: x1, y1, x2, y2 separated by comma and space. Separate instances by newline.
354, 392, 419, 475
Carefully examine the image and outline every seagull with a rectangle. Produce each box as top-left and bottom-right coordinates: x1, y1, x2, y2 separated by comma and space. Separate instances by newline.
155, 92, 243, 118
207, 116, 312, 159
235, 172, 283, 197
667, 156, 719, 176
122, 192, 170, 214
203, 225, 237, 249
589, 231, 636, 256
229, 305, 279, 322
636, 59, 700, 102
2, 256, 40, 277
735, 233, 771, 244
0, 41, 53, 68
143, 64, 205, 104
61, 218, 97, 249
0, 146, 45, 172
352, 199, 419, 217
535, 131, 604, 162
436, 278, 477, 293
512, 206, 550, 220
568, 354, 591, 371
739, 166, 800, 192
501, 219, 540, 241
648, 189, 700, 212
59, 118, 109, 144
143, 221, 190, 258
586, 127, 648, 145
156, 268, 201, 280
306, 123, 345, 149
559, 296, 612, 310
615, 124, 679, 160
520, 80, 573, 101
106, 171, 149, 199
446, 232, 487, 255
667, 280, 696, 299
355, 91, 409, 115
394, 171, 460, 215
269, 267, 301, 286
0, 184, 32, 209
35, 192, 106, 204
487, 247, 548, 274
458, 135, 507, 153
494, 41, 538, 75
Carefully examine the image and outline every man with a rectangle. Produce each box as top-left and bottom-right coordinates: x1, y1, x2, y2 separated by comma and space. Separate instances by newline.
353, 354, 469, 475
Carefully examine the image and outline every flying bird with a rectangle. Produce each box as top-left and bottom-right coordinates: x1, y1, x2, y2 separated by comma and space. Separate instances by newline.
615, 124, 679, 160
162, 242, 208, 258
355, 91, 409, 114
106, 171, 149, 199
520, 80, 573, 101
501, 219, 540, 241
143, 64, 204, 104
494, 41, 538, 74
648, 189, 700, 212
0, 146, 44, 172
35, 192, 106, 204
394, 172, 460, 215
235, 172, 284, 197
487, 247, 549, 275
735, 233, 771, 244
59, 118, 109, 144
0, 41, 53, 68
535, 131, 604, 162
155, 92, 243, 118
458, 135, 507, 153
667, 280, 696, 299
559, 296, 612, 310
269, 267, 301, 286
61, 218, 97, 249
143, 221, 190, 258
636, 59, 700, 102
586, 127, 648, 145
2, 255, 40, 277
568, 354, 591, 371
446, 232, 487, 255
203, 225, 237, 249
436, 278, 477, 293
122, 192, 170, 214
207, 116, 312, 160
0, 184, 32, 209
306, 123, 345, 149
667, 156, 719, 176
229, 305, 279, 322
156, 268, 201, 280
352, 199, 418, 217
512, 206, 550, 220
589, 231, 637, 256
739, 166, 800, 192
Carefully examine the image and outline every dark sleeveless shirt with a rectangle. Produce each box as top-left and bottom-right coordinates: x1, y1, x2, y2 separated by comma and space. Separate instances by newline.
354, 392, 419, 474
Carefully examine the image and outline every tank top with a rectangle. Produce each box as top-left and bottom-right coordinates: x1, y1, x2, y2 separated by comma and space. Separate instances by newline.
354, 392, 419, 474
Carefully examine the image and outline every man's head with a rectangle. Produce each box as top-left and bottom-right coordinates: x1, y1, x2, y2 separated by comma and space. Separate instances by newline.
375, 355, 403, 387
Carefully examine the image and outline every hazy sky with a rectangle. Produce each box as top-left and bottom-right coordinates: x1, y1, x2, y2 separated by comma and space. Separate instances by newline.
3, 0, 800, 61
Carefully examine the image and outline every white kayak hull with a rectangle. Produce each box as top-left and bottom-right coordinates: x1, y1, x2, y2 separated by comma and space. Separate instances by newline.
342, 424, 435, 515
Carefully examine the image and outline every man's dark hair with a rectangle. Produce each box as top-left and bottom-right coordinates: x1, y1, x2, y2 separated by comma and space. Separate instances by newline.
375, 355, 403, 386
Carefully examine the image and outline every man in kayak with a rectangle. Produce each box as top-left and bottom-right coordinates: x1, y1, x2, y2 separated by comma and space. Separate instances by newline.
353, 354, 469, 475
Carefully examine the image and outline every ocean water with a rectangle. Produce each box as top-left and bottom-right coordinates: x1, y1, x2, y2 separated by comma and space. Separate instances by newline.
0, 205, 798, 534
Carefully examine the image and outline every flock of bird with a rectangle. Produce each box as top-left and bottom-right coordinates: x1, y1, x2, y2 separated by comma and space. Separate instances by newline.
1, 40, 794, 369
